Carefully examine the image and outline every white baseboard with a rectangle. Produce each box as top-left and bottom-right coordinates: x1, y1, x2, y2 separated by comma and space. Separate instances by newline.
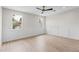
47, 33, 79, 40
3, 33, 45, 44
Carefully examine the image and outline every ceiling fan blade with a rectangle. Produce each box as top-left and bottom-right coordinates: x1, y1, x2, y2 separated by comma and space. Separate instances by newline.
45, 8, 53, 11
36, 8, 42, 10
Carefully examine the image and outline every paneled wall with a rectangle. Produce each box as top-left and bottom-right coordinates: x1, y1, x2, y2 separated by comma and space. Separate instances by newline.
46, 8, 79, 39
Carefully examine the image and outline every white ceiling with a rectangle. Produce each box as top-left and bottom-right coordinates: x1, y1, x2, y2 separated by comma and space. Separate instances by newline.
3, 6, 79, 16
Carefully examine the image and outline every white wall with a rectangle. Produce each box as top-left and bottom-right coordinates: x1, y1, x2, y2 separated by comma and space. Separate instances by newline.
2, 8, 45, 42
46, 8, 79, 40
0, 6, 2, 45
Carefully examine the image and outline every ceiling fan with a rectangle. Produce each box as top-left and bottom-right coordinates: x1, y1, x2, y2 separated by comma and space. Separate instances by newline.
36, 6, 56, 14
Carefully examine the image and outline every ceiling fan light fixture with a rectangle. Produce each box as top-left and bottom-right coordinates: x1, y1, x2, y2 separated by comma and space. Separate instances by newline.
36, 6, 56, 14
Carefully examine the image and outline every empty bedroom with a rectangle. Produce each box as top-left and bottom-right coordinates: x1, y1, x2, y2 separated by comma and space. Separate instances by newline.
0, 6, 79, 52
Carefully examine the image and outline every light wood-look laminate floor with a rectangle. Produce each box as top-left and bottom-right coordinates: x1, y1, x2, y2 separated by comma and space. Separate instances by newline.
0, 34, 79, 52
